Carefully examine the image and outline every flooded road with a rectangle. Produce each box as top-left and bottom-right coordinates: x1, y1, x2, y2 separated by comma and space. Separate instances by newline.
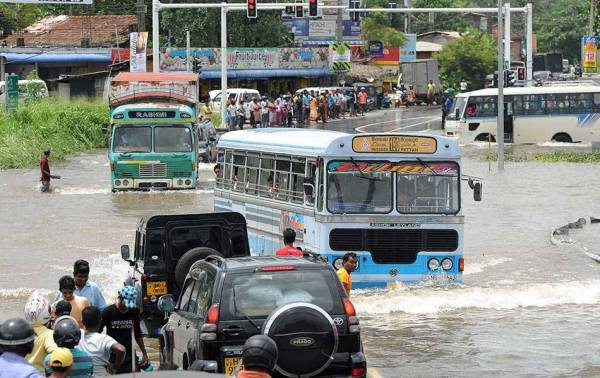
2, 108, 600, 376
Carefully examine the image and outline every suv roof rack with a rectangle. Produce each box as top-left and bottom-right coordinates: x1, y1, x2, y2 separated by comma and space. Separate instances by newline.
205, 254, 226, 267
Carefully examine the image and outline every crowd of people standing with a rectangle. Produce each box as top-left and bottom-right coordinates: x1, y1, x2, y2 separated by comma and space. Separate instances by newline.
220, 87, 372, 130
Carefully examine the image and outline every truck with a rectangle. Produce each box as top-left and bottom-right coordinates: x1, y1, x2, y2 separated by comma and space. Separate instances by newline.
119, 212, 251, 337
399, 59, 441, 104
107, 72, 200, 191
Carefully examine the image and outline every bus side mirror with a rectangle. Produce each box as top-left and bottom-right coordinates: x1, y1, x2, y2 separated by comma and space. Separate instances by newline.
473, 182, 482, 201
101, 123, 108, 133
121, 244, 131, 261
303, 183, 314, 197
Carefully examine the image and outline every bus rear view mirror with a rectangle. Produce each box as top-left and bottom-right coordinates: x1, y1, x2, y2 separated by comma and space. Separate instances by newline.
303, 183, 314, 197
101, 123, 108, 133
473, 182, 482, 201
121, 244, 131, 261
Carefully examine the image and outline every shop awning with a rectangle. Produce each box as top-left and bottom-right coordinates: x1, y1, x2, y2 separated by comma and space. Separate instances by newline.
199, 68, 333, 79
0, 53, 112, 64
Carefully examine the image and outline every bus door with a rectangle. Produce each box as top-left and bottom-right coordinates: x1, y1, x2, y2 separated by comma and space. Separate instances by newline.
504, 98, 514, 143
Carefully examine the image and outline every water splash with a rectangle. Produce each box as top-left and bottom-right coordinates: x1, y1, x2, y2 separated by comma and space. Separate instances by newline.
464, 257, 512, 275
353, 279, 600, 315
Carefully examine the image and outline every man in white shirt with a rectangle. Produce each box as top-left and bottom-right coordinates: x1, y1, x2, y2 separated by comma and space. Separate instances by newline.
77, 306, 125, 376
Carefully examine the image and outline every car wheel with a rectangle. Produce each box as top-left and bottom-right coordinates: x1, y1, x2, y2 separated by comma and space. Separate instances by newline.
263, 302, 339, 377
552, 133, 572, 143
475, 134, 495, 142
174, 247, 221, 289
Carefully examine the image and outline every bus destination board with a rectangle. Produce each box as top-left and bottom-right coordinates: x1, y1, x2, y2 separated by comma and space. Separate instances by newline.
128, 111, 176, 119
352, 135, 437, 154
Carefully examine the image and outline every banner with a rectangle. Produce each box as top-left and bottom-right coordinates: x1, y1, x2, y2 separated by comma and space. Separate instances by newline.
401, 34, 417, 63
331, 42, 351, 72
130, 32, 148, 73
160, 47, 330, 71
368, 41, 384, 58
309, 20, 337, 38
583, 36, 598, 73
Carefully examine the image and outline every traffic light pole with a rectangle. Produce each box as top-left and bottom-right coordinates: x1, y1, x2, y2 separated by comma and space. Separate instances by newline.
497, 0, 504, 171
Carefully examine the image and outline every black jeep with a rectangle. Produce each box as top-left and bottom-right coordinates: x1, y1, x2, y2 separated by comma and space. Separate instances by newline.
120, 212, 250, 337
157, 255, 366, 377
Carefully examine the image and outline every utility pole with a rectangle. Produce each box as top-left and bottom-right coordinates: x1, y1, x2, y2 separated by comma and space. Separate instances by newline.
137, 0, 146, 32
497, 0, 504, 171
404, 0, 409, 33
336, 0, 343, 86
589, 0, 596, 36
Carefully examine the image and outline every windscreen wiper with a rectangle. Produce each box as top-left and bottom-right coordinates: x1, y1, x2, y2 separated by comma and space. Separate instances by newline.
232, 286, 260, 331
416, 158, 440, 177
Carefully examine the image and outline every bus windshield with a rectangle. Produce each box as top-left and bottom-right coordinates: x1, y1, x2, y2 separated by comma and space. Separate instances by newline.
155, 126, 193, 152
113, 126, 152, 152
397, 161, 459, 214
447, 96, 467, 120
327, 161, 392, 214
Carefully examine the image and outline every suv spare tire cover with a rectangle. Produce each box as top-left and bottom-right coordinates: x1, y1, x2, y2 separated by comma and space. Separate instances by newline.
174, 247, 221, 289
263, 302, 338, 377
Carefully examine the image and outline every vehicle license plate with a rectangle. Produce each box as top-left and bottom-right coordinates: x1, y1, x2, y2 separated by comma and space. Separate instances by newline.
146, 281, 167, 296
224, 357, 243, 375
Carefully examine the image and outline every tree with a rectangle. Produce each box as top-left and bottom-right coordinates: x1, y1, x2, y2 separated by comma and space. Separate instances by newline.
433, 29, 496, 90
360, 0, 406, 49
535, 0, 588, 63
160, 6, 292, 48
412, 0, 477, 35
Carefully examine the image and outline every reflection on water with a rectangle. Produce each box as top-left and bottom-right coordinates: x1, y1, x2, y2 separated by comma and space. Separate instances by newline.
1, 147, 600, 376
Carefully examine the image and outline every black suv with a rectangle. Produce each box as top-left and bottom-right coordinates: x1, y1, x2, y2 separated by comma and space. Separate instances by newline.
157, 255, 366, 377
120, 212, 250, 337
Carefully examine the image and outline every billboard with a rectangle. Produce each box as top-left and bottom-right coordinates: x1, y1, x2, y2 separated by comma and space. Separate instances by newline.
130, 32, 148, 73
401, 34, 417, 62
582, 36, 598, 73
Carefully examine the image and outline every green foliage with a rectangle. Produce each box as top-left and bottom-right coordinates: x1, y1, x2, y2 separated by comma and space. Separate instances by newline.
412, 0, 477, 35
434, 29, 496, 90
0, 97, 108, 169
23, 70, 47, 103
161, 6, 292, 48
535, 0, 588, 64
360, 0, 405, 49
485, 151, 600, 163
0, 3, 46, 36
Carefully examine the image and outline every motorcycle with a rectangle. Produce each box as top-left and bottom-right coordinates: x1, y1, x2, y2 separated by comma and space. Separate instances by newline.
382, 93, 392, 109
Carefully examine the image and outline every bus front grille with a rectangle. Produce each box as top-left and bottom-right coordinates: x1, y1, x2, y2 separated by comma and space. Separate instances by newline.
329, 228, 458, 264
139, 163, 167, 178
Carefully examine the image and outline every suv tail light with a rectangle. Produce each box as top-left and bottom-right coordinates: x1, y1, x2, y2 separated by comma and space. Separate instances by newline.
352, 367, 366, 377
258, 265, 295, 272
206, 303, 220, 324
343, 298, 356, 317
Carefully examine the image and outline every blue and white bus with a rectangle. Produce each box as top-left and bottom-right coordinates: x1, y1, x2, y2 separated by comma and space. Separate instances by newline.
215, 129, 471, 288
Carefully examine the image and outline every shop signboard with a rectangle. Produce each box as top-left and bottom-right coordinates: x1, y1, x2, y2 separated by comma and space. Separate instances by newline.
5, 74, 19, 112
130, 32, 148, 72
401, 33, 417, 63
160, 47, 330, 71
583, 36, 598, 73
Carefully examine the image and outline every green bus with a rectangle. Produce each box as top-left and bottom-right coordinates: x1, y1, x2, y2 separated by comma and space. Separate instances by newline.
108, 73, 199, 191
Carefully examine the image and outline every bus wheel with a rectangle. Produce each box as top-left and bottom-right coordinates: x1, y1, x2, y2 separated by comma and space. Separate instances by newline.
552, 133, 572, 143
475, 134, 495, 142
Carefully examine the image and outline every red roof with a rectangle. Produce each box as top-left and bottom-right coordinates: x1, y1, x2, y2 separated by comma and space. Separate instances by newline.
113, 72, 199, 82
1, 15, 137, 48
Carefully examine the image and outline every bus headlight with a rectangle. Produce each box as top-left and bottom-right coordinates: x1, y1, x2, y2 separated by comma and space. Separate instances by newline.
333, 258, 343, 270
123, 179, 129, 186
185, 179, 192, 186
177, 179, 183, 186
115, 179, 122, 187
427, 258, 440, 270
441, 258, 453, 271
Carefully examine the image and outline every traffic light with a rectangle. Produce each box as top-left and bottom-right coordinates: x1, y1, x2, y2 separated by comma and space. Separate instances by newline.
192, 59, 202, 73
504, 69, 516, 87
285, 5, 294, 15
309, 0, 318, 17
517, 67, 525, 81
247, 0, 257, 18
295, 0, 304, 18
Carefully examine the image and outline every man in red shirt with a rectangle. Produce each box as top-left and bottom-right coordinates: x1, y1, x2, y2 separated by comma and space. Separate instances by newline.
275, 228, 303, 256
357, 88, 368, 116
40, 149, 60, 192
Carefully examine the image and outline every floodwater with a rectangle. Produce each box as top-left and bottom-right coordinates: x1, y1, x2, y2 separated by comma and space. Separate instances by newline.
2, 135, 600, 376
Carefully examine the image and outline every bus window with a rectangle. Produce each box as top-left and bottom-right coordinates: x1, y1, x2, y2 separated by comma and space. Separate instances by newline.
521, 94, 545, 115
447, 96, 466, 120
592, 93, 600, 112
154, 126, 192, 152
290, 160, 305, 204
258, 156, 274, 198
233, 154, 246, 192
246, 154, 260, 195
326, 161, 392, 214
306, 161, 317, 206
113, 126, 152, 153
223, 150, 233, 190
274, 159, 291, 201
396, 162, 459, 214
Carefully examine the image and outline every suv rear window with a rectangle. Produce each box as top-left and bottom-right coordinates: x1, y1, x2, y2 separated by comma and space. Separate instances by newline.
221, 269, 343, 319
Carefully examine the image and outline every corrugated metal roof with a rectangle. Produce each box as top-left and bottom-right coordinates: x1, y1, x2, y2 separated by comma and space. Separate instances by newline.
0, 52, 111, 64
416, 41, 443, 52
112, 72, 199, 82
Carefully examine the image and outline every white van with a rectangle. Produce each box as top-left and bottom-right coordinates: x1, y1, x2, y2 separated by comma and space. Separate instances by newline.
209, 88, 261, 119
0, 79, 49, 103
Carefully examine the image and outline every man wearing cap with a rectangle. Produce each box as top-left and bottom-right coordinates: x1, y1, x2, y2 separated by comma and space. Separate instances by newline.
101, 286, 148, 373
46, 348, 73, 378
